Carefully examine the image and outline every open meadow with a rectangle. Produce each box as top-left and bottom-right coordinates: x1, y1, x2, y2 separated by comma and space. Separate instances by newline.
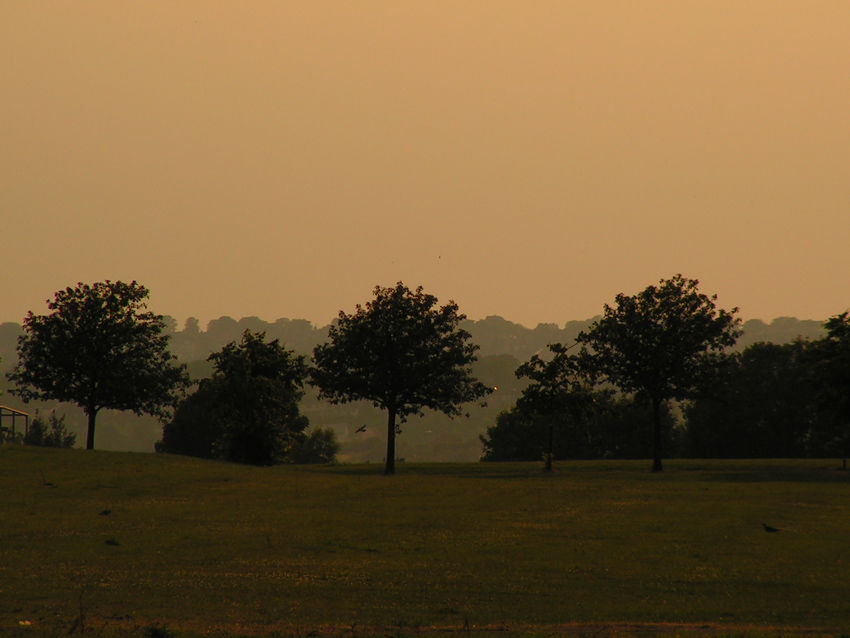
1, 446, 848, 637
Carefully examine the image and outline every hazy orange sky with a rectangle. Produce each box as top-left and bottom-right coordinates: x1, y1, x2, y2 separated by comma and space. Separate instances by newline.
3, 2, 849, 329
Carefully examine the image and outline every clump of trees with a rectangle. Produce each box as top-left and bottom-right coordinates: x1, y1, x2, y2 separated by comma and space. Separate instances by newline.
480, 396, 677, 464
483, 276, 850, 470
157, 330, 313, 466
683, 312, 850, 463
482, 275, 740, 471
162, 283, 489, 471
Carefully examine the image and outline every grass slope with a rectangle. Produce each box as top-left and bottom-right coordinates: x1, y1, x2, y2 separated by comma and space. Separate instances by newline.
1, 446, 848, 637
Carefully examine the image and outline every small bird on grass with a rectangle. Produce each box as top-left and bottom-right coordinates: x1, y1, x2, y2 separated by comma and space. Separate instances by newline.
763, 523, 780, 532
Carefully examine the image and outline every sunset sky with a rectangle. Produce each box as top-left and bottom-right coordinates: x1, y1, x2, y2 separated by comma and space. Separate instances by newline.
3, 2, 849, 330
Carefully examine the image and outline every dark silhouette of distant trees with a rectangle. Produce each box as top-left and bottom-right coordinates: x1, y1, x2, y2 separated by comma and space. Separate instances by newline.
809, 312, 850, 465
7, 281, 190, 450
311, 283, 492, 475
165, 315, 327, 363
682, 312, 850, 464
480, 396, 676, 463
158, 330, 309, 465
736, 317, 825, 349
682, 341, 814, 458
134, 313, 828, 367
576, 275, 741, 471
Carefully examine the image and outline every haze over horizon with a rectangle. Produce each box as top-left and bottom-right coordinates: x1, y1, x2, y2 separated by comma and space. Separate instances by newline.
3, 2, 848, 330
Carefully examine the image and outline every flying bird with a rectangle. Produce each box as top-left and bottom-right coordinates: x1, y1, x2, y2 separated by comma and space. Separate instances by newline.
355, 425, 367, 433
763, 523, 780, 532
99, 509, 112, 516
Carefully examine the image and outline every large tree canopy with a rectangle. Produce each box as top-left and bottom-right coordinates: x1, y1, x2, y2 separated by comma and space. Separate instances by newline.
7, 281, 190, 449
311, 282, 491, 474
577, 274, 741, 471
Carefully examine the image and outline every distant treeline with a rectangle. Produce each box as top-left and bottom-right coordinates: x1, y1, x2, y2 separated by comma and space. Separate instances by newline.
159, 314, 825, 363
0, 314, 826, 368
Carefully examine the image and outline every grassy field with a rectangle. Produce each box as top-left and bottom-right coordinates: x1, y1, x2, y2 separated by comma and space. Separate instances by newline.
1, 446, 848, 637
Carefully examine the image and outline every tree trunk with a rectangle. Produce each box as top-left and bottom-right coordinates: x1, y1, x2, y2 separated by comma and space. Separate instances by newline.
384, 406, 397, 475
652, 397, 663, 472
86, 409, 98, 450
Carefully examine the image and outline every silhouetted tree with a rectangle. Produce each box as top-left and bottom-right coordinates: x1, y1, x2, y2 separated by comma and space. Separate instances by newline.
8, 281, 190, 449
311, 283, 491, 475
158, 330, 309, 465
513, 345, 598, 470
577, 275, 741, 471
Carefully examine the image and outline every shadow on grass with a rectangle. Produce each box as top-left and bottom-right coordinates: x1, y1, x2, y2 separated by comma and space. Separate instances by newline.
294, 459, 850, 483
295, 461, 550, 479
695, 467, 849, 484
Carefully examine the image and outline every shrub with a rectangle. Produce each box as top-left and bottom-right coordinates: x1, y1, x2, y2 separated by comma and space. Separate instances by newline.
289, 426, 341, 464
24, 411, 76, 448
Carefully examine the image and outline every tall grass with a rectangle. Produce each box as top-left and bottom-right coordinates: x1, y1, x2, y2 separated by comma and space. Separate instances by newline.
1, 446, 848, 636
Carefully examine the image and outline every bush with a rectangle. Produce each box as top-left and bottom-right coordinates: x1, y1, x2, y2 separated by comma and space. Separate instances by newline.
24, 411, 76, 448
289, 426, 341, 464
154, 381, 221, 458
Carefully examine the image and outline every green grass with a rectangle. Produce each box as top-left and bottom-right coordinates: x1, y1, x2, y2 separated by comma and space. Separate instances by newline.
1, 446, 849, 637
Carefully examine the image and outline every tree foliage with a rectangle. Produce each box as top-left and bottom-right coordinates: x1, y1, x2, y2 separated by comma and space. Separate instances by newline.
515, 344, 596, 415
7, 281, 189, 450
577, 274, 741, 471
158, 330, 310, 465
311, 282, 491, 474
